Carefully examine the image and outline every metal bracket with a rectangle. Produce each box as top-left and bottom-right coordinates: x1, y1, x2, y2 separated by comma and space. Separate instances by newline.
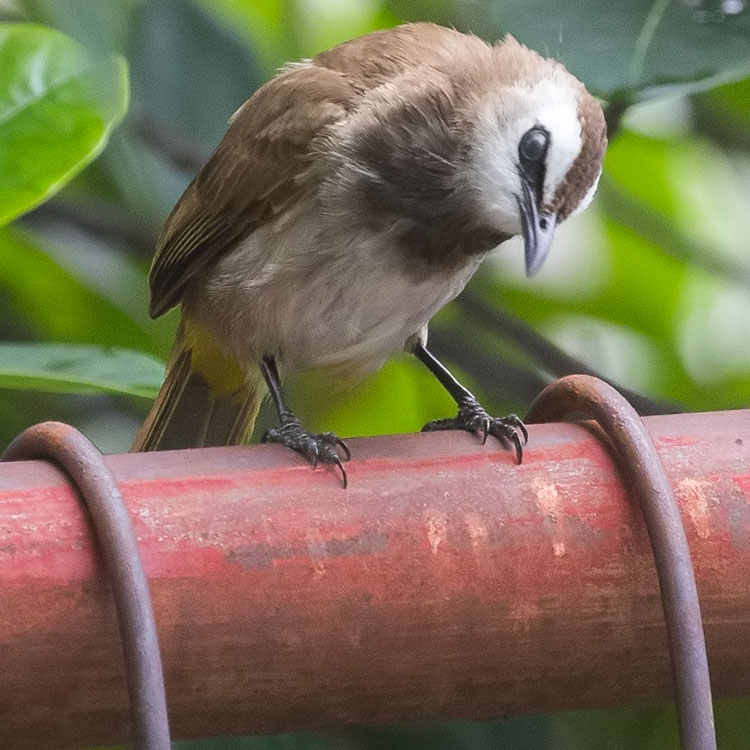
527, 375, 715, 750
1, 422, 171, 750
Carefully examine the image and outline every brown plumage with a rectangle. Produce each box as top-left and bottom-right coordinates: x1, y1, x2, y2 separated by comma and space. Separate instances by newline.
133, 23, 606, 479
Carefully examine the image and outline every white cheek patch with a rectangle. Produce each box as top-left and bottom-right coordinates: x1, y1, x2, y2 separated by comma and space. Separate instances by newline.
468, 76, 584, 232
468, 107, 526, 235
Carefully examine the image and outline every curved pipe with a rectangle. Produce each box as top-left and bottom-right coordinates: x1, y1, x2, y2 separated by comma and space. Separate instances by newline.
2, 422, 171, 750
527, 375, 715, 750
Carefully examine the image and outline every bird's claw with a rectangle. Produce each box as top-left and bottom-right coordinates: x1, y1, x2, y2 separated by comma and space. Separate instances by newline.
421, 397, 528, 464
262, 421, 350, 487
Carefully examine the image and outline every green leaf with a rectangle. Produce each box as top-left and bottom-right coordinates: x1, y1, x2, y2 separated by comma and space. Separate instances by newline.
0, 227, 165, 354
603, 130, 750, 285
394, 1, 750, 100
0, 342, 164, 398
693, 75, 750, 150
0, 23, 129, 226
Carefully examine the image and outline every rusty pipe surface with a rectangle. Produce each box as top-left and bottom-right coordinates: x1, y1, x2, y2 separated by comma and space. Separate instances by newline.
527, 376, 715, 750
0, 410, 749, 748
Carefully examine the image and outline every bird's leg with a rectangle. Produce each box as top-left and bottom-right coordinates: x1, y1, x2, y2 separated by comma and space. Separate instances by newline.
259, 356, 351, 487
412, 343, 528, 463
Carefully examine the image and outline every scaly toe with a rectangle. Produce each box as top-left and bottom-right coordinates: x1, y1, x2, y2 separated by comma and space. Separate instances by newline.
421, 400, 528, 464
487, 416, 527, 463
262, 421, 350, 487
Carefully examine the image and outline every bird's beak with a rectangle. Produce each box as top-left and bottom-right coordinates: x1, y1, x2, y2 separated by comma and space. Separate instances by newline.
517, 179, 556, 277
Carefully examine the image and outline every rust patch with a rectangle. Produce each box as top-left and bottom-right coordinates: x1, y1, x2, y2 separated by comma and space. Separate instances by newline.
225, 530, 388, 569
531, 477, 567, 557
319, 529, 388, 558
226, 543, 292, 569
424, 509, 448, 555
677, 479, 712, 540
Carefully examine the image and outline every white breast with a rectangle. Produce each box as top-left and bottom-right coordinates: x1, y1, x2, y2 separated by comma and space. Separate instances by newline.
184, 201, 484, 377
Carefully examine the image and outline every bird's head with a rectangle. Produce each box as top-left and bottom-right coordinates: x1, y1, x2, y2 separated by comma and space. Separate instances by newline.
467, 36, 607, 276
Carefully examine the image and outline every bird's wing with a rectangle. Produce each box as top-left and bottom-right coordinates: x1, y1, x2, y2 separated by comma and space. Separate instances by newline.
148, 64, 358, 318
148, 22, 487, 319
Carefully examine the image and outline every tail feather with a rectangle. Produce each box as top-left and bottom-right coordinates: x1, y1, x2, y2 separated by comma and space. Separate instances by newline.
131, 338, 263, 452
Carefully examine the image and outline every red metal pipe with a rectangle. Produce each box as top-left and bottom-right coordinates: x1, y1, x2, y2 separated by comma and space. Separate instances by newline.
0, 410, 749, 749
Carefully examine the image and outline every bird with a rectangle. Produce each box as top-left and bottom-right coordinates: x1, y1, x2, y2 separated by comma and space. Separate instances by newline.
132, 22, 607, 487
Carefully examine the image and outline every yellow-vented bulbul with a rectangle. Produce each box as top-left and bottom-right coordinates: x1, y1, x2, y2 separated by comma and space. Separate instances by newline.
133, 23, 607, 486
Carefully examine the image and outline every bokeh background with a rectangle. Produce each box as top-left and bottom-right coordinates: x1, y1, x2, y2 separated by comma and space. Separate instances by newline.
1, 0, 749, 748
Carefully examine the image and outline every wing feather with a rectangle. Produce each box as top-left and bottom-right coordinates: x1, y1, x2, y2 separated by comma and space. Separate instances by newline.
147, 23, 485, 318
148, 64, 358, 318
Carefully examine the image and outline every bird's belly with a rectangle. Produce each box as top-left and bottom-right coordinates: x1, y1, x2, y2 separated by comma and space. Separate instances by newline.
275, 257, 479, 374
185, 218, 484, 376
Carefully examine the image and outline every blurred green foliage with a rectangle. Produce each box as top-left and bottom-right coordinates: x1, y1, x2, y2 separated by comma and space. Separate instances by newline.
0, 23, 128, 225
1, 0, 749, 748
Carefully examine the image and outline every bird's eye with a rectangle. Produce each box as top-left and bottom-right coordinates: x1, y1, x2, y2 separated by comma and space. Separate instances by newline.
519, 126, 550, 164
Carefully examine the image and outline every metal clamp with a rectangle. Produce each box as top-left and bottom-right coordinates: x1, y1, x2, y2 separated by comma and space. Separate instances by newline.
527, 375, 715, 750
1, 422, 171, 750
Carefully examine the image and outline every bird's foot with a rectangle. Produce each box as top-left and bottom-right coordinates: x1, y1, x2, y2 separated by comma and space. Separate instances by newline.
262, 417, 351, 488
421, 396, 528, 463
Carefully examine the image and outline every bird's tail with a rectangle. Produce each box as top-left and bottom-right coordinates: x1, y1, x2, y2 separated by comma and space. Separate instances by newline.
131, 321, 265, 452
